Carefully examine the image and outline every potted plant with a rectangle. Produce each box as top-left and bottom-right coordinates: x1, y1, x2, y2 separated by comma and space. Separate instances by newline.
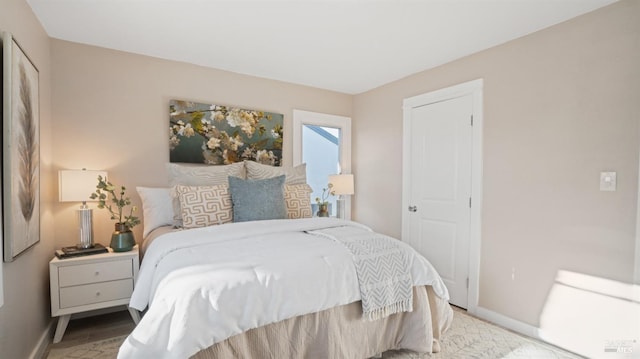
90, 175, 140, 252
315, 183, 334, 217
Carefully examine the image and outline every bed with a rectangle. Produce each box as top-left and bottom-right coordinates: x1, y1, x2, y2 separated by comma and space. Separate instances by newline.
118, 162, 453, 359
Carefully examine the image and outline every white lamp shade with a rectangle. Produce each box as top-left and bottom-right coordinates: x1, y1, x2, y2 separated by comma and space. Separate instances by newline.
59, 170, 107, 202
328, 174, 354, 195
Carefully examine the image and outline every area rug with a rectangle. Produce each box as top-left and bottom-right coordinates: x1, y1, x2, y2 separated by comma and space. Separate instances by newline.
47, 310, 582, 359
383, 309, 583, 358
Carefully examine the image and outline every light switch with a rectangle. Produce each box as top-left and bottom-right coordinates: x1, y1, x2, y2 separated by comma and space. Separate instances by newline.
600, 172, 616, 191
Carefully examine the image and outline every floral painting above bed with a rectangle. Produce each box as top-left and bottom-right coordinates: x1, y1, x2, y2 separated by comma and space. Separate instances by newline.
169, 100, 283, 166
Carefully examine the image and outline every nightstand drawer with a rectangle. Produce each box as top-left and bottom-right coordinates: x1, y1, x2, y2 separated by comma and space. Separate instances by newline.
59, 278, 134, 308
58, 259, 133, 287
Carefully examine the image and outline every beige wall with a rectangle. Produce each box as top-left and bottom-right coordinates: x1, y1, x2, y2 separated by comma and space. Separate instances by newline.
353, 0, 639, 327
50, 39, 353, 247
0, 0, 55, 357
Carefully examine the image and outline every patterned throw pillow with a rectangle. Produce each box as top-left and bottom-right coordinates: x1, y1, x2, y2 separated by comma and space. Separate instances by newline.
175, 184, 233, 229
167, 162, 245, 227
284, 184, 313, 219
167, 162, 246, 186
245, 161, 307, 185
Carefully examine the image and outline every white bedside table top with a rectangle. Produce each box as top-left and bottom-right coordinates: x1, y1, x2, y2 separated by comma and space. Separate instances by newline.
50, 245, 139, 264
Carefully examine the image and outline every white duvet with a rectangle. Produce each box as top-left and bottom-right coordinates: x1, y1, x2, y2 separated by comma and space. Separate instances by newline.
119, 218, 449, 359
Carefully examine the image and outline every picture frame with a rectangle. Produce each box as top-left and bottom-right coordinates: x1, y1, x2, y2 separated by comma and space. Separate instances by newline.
2, 31, 40, 262
169, 99, 284, 166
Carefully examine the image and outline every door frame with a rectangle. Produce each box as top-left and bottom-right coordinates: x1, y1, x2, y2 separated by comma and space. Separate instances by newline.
401, 79, 483, 314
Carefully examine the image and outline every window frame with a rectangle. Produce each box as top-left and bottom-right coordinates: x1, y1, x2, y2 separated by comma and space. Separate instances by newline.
293, 110, 352, 220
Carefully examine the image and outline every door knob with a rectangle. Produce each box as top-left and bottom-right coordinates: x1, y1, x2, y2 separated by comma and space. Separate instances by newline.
408, 206, 417, 212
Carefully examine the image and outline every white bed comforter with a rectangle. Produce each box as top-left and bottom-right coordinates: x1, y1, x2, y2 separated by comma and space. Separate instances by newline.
119, 218, 449, 359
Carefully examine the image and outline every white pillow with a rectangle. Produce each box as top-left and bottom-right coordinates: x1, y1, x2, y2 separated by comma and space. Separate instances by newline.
245, 161, 307, 185
136, 187, 175, 238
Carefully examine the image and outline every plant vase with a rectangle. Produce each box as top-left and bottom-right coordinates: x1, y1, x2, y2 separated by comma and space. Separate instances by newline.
110, 223, 135, 252
317, 203, 329, 217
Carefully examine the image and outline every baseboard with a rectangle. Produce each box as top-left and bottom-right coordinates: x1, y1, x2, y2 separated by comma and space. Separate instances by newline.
474, 306, 541, 340
29, 319, 55, 359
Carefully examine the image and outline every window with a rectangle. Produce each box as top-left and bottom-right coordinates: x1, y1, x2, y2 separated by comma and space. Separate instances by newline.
293, 110, 352, 219
303, 125, 340, 216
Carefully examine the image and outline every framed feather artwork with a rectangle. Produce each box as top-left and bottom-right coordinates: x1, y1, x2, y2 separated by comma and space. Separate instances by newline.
2, 32, 40, 262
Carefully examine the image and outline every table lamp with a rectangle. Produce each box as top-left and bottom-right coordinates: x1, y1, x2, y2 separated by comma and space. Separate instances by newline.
328, 174, 354, 219
59, 169, 107, 249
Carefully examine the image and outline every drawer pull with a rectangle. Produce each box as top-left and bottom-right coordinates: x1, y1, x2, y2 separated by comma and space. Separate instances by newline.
96, 291, 101, 297
95, 271, 100, 276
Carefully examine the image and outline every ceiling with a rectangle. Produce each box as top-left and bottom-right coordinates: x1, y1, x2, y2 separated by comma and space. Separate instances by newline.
27, 0, 617, 94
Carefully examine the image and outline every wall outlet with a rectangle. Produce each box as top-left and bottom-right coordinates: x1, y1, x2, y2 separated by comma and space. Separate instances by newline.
600, 172, 616, 191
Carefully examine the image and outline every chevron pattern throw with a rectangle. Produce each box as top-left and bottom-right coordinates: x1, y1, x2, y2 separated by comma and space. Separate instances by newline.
307, 226, 413, 321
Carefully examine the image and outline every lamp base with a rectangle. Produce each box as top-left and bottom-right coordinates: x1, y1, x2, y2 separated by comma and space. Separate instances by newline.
77, 207, 94, 249
336, 197, 345, 219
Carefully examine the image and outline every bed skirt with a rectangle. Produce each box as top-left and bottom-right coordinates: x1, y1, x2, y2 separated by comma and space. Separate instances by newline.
193, 285, 453, 359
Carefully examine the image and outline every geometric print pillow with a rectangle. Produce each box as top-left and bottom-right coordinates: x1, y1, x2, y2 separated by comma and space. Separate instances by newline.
284, 184, 313, 219
167, 162, 245, 227
175, 184, 233, 229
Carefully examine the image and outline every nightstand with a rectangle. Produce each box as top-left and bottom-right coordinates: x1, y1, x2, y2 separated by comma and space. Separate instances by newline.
49, 246, 140, 343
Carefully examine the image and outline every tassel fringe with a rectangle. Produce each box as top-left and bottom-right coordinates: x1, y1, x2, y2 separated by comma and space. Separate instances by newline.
364, 299, 413, 321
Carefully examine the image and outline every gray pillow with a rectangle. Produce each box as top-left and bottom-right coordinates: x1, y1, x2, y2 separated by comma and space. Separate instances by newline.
228, 175, 287, 222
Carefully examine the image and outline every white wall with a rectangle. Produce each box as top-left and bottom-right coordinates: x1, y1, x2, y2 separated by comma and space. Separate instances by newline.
353, 0, 639, 328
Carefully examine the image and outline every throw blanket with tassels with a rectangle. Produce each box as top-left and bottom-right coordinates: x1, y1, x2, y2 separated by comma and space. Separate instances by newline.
306, 226, 413, 321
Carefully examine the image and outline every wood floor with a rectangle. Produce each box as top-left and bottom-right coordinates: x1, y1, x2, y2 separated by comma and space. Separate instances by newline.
43, 309, 135, 358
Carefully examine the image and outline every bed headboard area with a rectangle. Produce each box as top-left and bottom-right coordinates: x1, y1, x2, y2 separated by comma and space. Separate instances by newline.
135, 99, 306, 251
138, 161, 312, 249
169, 99, 283, 166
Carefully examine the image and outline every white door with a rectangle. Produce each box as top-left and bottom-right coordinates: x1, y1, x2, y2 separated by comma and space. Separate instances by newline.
406, 94, 473, 308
